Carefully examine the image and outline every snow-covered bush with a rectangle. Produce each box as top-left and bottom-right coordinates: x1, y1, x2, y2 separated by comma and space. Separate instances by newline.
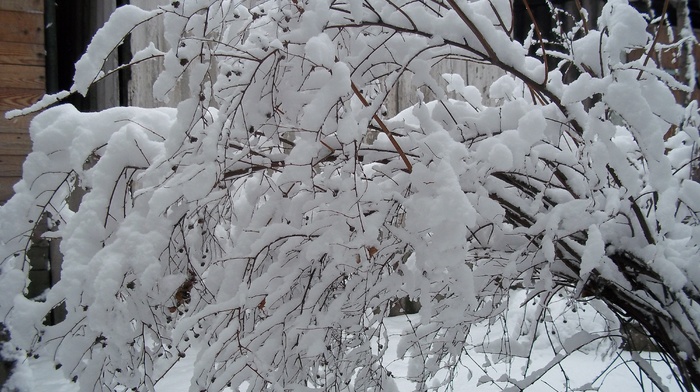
2, 0, 699, 390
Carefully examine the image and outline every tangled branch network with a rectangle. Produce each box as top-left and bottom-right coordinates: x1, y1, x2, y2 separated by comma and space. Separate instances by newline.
1, 0, 700, 390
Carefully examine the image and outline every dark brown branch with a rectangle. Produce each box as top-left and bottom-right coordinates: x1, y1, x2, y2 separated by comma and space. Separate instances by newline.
350, 82, 413, 173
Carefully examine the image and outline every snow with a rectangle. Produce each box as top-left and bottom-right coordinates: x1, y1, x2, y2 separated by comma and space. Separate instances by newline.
3, 0, 700, 390
26, 310, 682, 392
598, 0, 650, 66
580, 225, 605, 276
488, 143, 513, 171
74, 6, 162, 95
489, 74, 517, 100
305, 34, 336, 67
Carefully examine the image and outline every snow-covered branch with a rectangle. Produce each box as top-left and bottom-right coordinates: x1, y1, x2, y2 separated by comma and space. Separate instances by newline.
1, 0, 699, 390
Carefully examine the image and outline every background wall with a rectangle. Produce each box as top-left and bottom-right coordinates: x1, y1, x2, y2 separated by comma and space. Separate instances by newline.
0, 0, 45, 204
127, 0, 504, 114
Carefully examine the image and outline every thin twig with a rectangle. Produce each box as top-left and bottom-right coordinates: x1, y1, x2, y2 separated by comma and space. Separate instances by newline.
521, 0, 549, 82
637, 0, 671, 80
573, 0, 589, 34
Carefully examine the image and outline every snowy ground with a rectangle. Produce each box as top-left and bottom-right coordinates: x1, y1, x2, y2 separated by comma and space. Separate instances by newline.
27, 314, 681, 392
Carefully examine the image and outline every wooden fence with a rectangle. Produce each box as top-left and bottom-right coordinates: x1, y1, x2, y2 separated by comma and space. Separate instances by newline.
0, 0, 44, 204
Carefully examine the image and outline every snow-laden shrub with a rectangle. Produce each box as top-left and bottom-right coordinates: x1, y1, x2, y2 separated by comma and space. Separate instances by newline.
2, 0, 699, 390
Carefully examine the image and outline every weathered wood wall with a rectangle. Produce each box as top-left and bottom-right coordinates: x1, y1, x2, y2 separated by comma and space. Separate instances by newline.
128, 1, 504, 114
0, 0, 44, 204
387, 60, 504, 117
129, 0, 189, 108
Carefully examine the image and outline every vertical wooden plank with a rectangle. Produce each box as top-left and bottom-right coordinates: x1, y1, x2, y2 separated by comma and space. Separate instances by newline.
385, 76, 400, 117
433, 58, 469, 101
468, 62, 505, 105
93, 1, 119, 110
396, 72, 418, 113
130, 0, 189, 108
